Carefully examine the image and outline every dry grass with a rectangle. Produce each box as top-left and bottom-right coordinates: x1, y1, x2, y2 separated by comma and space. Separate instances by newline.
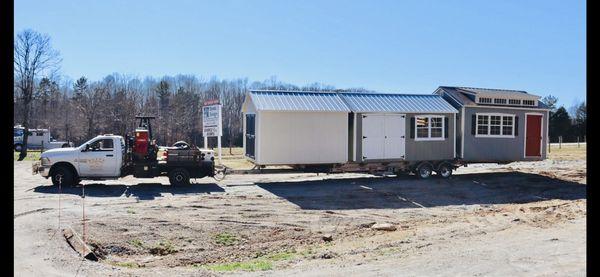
548, 144, 586, 161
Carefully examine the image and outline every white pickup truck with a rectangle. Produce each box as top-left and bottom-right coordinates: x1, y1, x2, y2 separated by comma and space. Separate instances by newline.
33, 135, 215, 186
14, 125, 74, 151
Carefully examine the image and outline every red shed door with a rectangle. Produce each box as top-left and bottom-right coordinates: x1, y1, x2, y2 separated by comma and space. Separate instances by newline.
525, 114, 542, 157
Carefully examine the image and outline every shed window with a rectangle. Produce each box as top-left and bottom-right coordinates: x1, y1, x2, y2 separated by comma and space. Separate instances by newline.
509, 99, 521, 105
494, 98, 507, 104
523, 100, 536, 106
415, 115, 445, 140
478, 97, 492, 104
476, 114, 515, 137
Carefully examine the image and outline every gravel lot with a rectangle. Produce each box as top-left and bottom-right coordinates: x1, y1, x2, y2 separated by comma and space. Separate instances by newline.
14, 155, 586, 276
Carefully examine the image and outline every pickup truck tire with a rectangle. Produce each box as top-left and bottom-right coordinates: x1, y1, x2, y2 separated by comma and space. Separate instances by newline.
14, 144, 22, 152
51, 165, 76, 187
169, 168, 190, 186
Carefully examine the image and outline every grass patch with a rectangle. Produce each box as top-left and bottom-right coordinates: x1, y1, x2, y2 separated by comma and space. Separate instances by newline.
149, 240, 177, 255
129, 239, 144, 248
197, 249, 300, 272
214, 232, 238, 246
110, 261, 140, 268
199, 260, 273, 272
13, 150, 42, 161
548, 144, 586, 161
263, 250, 298, 261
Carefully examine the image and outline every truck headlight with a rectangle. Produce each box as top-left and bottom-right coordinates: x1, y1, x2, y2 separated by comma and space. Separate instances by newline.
41, 157, 50, 165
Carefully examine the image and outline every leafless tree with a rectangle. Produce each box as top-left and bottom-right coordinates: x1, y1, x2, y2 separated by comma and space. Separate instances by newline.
14, 29, 61, 160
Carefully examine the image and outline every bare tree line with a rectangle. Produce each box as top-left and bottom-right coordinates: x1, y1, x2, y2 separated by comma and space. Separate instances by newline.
14, 72, 368, 149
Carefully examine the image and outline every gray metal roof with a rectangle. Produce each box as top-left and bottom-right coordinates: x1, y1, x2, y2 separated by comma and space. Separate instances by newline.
248, 90, 458, 113
339, 93, 458, 113
249, 90, 350, 112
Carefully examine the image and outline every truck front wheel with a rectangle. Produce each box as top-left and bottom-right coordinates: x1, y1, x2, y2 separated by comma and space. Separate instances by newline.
169, 168, 190, 186
51, 165, 75, 187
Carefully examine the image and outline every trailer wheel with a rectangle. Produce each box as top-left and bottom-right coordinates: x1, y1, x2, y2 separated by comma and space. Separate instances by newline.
14, 144, 23, 152
416, 163, 433, 179
50, 165, 75, 187
436, 163, 453, 178
169, 168, 190, 186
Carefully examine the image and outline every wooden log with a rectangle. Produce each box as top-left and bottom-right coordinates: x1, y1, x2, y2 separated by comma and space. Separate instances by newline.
63, 226, 97, 261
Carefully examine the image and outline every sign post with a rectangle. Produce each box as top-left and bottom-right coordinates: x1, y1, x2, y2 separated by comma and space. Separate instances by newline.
202, 100, 222, 164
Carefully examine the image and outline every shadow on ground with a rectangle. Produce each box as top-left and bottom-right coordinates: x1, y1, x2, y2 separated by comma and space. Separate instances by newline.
257, 172, 586, 210
33, 182, 224, 200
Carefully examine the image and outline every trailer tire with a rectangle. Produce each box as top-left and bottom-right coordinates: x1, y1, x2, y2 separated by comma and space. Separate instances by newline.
436, 163, 453, 178
169, 168, 190, 186
14, 144, 23, 152
50, 165, 76, 187
416, 163, 433, 179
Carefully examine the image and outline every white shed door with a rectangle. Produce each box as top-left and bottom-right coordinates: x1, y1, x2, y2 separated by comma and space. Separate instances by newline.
362, 114, 406, 160
384, 114, 405, 159
362, 114, 385, 160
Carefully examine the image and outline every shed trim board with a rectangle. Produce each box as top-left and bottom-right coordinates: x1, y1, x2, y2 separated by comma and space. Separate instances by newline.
523, 112, 544, 158
461, 106, 465, 158
453, 113, 456, 158
353, 112, 357, 162
459, 105, 550, 111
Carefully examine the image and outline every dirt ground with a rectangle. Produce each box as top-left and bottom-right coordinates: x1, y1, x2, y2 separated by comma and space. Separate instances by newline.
14, 147, 586, 276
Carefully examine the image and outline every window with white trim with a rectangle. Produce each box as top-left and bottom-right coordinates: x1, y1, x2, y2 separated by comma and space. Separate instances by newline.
476, 114, 515, 137
415, 115, 444, 140
478, 97, 492, 104
509, 99, 521, 105
494, 98, 507, 104
523, 100, 536, 106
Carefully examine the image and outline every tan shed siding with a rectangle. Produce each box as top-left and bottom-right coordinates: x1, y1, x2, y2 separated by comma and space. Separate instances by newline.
256, 111, 348, 165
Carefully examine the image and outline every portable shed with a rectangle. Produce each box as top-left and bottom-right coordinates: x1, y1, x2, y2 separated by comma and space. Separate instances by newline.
242, 90, 459, 166
434, 86, 550, 162
241, 90, 351, 165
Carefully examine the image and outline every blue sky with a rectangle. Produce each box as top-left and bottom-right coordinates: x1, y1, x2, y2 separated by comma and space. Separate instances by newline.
15, 0, 585, 107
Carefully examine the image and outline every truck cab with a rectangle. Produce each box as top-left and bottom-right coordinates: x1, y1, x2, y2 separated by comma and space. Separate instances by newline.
33, 135, 125, 184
